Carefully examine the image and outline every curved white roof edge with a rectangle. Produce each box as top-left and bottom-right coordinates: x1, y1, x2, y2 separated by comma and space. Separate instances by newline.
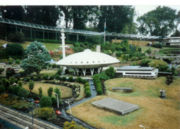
56, 49, 120, 68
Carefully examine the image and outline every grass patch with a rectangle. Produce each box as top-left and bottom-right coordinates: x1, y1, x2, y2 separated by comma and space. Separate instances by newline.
40, 69, 57, 76
69, 77, 180, 129
23, 82, 72, 99
101, 109, 142, 126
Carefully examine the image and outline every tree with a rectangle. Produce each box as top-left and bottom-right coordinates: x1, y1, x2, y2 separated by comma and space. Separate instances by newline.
40, 96, 52, 107
21, 41, 51, 74
38, 87, 43, 98
54, 88, 61, 104
25, 6, 59, 26
59, 6, 99, 29
5, 44, 24, 58
138, 6, 177, 37
97, 6, 135, 33
17, 88, 30, 98
149, 60, 168, 71
28, 81, 34, 93
105, 67, 115, 78
47, 87, 53, 97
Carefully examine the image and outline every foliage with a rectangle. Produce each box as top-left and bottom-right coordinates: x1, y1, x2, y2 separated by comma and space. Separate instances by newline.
8, 57, 14, 64
145, 48, 152, 54
47, 87, 53, 97
38, 87, 43, 98
84, 82, 91, 97
68, 76, 74, 82
0, 85, 6, 93
33, 107, 56, 120
138, 6, 177, 37
17, 88, 29, 98
40, 96, 52, 107
105, 67, 115, 79
6, 68, 16, 78
166, 75, 174, 85
8, 32, 25, 42
21, 41, 51, 74
139, 59, 151, 66
28, 81, 34, 92
152, 42, 163, 48
149, 60, 168, 71
0, 68, 4, 74
93, 74, 103, 95
63, 121, 86, 129
98, 6, 135, 33
54, 88, 61, 104
56, 67, 63, 75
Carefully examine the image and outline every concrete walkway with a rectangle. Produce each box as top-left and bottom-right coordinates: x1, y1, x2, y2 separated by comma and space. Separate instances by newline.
0, 104, 61, 129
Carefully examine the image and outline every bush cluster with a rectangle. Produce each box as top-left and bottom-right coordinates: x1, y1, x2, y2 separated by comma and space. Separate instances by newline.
84, 82, 91, 97
33, 107, 56, 120
64, 121, 86, 129
93, 75, 103, 95
8, 32, 25, 42
6, 44, 24, 58
8, 86, 29, 98
40, 96, 52, 107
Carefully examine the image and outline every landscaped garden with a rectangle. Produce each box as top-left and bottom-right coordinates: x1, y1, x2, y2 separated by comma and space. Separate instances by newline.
68, 77, 180, 129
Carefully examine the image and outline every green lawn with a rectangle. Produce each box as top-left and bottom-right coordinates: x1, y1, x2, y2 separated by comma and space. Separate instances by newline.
23, 82, 72, 99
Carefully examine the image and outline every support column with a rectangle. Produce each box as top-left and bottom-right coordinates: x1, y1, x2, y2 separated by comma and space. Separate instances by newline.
61, 29, 66, 59
75, 68, 79, 75
90, 68, 94, 76
98, 67, 101, 73
82, 69, 86, 76
76, 34, 79, 42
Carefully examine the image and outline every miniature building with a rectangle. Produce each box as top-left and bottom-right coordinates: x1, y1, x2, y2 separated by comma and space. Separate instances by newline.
164, 37, 180, 47
92, 98, 139, 115
115, 66, 158, 78
56, 49, 120, 76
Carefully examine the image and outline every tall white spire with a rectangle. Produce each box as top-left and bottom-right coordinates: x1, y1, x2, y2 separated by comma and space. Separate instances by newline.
61, 29, 66, 59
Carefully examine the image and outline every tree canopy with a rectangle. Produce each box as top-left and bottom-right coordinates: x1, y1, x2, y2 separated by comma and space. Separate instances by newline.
20, 41, 51, 74
137, 6, 177, 37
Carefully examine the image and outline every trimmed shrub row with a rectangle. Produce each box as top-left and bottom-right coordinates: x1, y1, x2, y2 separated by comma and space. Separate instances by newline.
93, 75, 103, 95
84, 82, 91, 97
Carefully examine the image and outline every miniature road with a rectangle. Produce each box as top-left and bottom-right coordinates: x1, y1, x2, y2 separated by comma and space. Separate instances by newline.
70, 79, 97, 107
0, 104, 61, 129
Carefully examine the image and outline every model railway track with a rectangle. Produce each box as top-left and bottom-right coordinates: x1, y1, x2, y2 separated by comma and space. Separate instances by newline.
0, 104, 61, 129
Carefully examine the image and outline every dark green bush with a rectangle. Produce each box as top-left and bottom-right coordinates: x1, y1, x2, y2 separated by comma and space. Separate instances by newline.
47, 87, 53, 97
0, 68, 4, 74
8, 32, 25, 42
68, 76, 74, 82
8, 86, 21, 95
40, 96, 52, 107
17, 88, 29, 98
0, 85, 5, 93
6, 68, 16, 78
6, 44, 24, 58
84, 82, 91, 97
34, 107, 56, 120
93, 75, 103, 95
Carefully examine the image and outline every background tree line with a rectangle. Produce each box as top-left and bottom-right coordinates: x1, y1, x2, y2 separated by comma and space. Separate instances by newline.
0, 5, 179, 37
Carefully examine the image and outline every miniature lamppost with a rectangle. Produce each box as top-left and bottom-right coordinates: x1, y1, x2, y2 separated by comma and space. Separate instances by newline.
32, 99, 40, 128
160, 89, 166, 99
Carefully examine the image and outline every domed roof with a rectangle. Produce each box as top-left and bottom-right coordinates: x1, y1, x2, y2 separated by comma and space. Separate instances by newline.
56, 49, 120, 68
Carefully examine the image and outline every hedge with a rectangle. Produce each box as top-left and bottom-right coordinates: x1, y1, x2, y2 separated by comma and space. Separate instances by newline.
84, 82, 91, 97
93, 75, 103, 95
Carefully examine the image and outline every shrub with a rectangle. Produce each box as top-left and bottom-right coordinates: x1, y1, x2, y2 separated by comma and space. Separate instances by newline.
62, 76, 67, 81
0, 85, 5, 93
15, 59, 21, 64
42, 74, 49, 80
149, 60, 168, 71
6, 44, 24, 58
93, 75, 103, 95
152, 42, 162, 48
40, 96, 52, 107
29, 81, 34, 93
6, 68, 16, 78
0, 68, 4, 74
8, 57, 14, 64
56, 68, 63, 75
8, 86, 20, 94
68, 76, 74, 82
54, 88, 61, 104
84, 83, 91, 97
38, 87, 43, 98
64, 121, 85, 129
17, 88, 29, 98
8, 32, 25, 42
33, 107, 56, 120
105, 67, 115, 79
47, 87, 53, 97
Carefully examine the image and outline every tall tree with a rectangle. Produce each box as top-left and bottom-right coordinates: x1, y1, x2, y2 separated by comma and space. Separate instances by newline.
21, 41, 51, 74
1, 6, 25, 20
97, 6, 135, 33
59, 6, 99, 29
137, 6, 177, 37
25, 6, 59, 26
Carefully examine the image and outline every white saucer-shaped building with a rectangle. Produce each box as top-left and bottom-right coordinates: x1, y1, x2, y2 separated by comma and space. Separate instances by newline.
56, 49, 120, 76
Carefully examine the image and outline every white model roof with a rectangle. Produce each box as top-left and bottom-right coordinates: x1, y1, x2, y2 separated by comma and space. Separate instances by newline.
56, 49, 120, 68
